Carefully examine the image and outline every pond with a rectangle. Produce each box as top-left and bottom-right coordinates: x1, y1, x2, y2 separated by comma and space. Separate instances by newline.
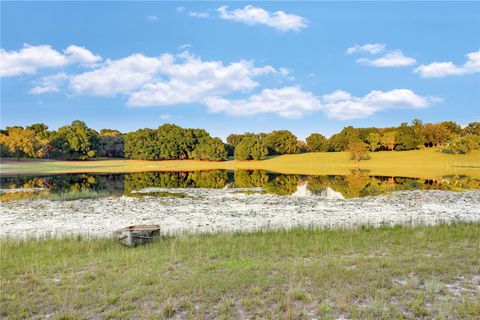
1, 170, 480, 238
1, 170, 480, 201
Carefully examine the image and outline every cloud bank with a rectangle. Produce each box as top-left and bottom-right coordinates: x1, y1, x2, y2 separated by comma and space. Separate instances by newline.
1, 44, 440, 120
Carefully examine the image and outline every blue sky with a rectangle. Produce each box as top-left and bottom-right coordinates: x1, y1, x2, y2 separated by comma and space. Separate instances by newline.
1, 1, 479, 140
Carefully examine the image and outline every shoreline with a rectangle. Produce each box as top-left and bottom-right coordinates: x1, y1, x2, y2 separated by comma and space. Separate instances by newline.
2, 189, 479, 239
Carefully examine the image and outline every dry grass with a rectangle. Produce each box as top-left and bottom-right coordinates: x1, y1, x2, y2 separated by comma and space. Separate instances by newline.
1, 148, 479, 179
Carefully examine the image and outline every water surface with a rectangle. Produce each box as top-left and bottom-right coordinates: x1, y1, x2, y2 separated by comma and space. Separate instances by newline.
1, 170, 479, 201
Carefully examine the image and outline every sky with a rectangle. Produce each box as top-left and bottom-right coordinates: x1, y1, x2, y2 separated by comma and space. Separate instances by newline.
1, 1, 479, 140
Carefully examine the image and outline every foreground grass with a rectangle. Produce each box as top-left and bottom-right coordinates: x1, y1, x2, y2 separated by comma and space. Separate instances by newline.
1, 224, 479, 319
2, 148, 480, 179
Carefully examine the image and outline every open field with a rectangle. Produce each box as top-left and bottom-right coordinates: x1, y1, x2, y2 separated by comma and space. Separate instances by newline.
2, 148, 480, 179
1, 223, 479, 319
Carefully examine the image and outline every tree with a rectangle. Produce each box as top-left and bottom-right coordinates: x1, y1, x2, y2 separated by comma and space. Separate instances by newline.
306, 133, 328, 152
440, 121, 462, 135
411, 119, 424, 137
191, 137, 228, 161
296, 140, 308, 153
366, 133, 381, 152
443, 135, 480, 154
0, 127, 49, 159
264, 130, 299, 155
395, 123, 422, 151
328, 126, 359, 151
26, 123, 50, 140
124, 124, 226, 161
51, 120, 100, 160
348, 139, 370, 162
226, 134, 248, 148
234, 135, 268, 160
99, 129, 124, 158
423, 123, 451, 147
463, 122, 480, 136
381, 131, 397, 151
124, 128, 158, 160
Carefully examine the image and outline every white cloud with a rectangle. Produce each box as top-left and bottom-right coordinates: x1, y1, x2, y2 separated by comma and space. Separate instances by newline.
147, 15, 159, 22
30, 73, 68, 94
63, 45, 102, 66
127, 52, 277, 106
217, 5, 307, 32
176, 6, 185, 13
15, 46, 282, 102
4, 44, 440, 121
69, 53, 174, 96
205, 86, 321, 118
356, 50, 416, 67
1, 44, 67, 77
321, 89, 440, 120
188, 11, 209, 18
346, 43, 385, 55
414, 50, 480, 78
0, 44, 101, 77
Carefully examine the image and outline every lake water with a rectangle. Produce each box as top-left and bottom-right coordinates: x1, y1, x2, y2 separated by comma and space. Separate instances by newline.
1, 170, 479, 200
1, 170, 479, 238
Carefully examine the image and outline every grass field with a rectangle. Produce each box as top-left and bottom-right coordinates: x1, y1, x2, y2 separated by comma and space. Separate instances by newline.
1, 223, 479, 319
2, 148, 480, 179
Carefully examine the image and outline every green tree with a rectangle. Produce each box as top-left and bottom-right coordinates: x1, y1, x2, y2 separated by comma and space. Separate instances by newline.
264, 130, 299, 155
234, 135, 268, 160
395, 123, 422, 151
328, 126, 360, 151
411, 119, 424, 137
51, 120, 100, 160
381, 131, 397, 151
423, 123, 451, 147
99, 129, 124, 158
191, 137, 228, 161
124, 124, 226, 161
440, 121, 462, 135
26, 123, 50, 140
366, 133, 381, 152
348, 139, 370, 161
305, 133, 328, 152
463, 122, 480, 136
443, 135, 480, 154
124, 128, 158, 160
226, 134, 249, 148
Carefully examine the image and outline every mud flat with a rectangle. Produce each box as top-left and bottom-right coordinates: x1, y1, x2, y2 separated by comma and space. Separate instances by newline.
1, 189, 479, 238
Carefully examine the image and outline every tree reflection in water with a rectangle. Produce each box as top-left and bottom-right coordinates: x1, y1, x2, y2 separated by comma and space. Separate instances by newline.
1, 170, 479, 200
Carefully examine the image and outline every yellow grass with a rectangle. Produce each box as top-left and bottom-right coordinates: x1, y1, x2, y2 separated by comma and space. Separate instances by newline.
1, 148, 479, 179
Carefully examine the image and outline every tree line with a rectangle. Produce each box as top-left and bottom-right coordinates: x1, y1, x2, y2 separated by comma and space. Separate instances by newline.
1, 120, 479, 161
